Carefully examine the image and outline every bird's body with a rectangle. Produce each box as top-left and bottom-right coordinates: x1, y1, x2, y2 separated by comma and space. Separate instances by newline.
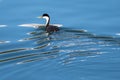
38, 13, 59, 33
46, 25, 59, 33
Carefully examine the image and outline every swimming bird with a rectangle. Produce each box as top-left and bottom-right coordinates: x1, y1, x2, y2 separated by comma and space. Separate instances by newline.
37, 13, 59, 33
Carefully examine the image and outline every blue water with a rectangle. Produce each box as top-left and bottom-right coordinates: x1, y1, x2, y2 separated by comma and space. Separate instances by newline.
0, 0, 120, 80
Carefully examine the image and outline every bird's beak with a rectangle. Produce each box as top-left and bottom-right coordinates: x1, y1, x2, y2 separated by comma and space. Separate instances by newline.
37, 16, 43, 18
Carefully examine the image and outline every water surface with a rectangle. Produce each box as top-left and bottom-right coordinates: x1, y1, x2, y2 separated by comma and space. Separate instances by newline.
0, 0, 120, 80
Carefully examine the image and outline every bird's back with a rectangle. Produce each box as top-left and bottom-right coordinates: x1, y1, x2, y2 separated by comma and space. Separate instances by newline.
46, 25, 59, 33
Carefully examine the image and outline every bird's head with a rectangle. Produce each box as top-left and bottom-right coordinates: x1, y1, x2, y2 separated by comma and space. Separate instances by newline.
37, 13, 50, 20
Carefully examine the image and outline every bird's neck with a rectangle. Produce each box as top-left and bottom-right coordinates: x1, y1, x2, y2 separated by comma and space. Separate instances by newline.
44, 17, 50, 27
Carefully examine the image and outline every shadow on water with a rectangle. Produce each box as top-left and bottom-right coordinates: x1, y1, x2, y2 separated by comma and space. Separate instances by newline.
0, 25, 120, 66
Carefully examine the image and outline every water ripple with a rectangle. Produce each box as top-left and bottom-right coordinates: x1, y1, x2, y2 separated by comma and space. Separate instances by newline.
0, 40, 10, 44
0, 25, 7, 27
0, 28, 120, 67
0, 48, 28, 54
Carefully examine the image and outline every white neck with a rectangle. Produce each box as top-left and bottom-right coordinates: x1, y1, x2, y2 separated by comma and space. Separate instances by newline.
43, 16, 49, 26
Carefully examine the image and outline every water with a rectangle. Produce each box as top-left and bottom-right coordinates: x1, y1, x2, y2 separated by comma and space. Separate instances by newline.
0, 0, 120, 80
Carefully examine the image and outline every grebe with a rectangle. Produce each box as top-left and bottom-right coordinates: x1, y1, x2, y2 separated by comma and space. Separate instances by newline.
37, 13, 59, 33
